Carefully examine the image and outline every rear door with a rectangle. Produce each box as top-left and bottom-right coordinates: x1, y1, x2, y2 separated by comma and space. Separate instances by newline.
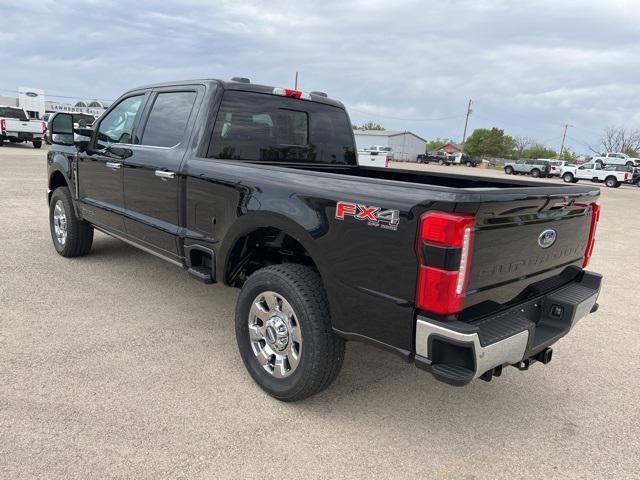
123, 86, 201, 258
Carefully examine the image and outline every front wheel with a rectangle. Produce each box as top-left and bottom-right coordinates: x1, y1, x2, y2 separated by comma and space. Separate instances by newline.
235, 264, 345, 401
49, 187, 94, 257
438, 159, 444, 165
531, 168, 541, 178
562, 173, 575, 183
504, 166, 514, 174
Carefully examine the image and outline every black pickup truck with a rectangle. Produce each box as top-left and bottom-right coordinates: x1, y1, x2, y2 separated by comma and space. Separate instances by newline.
46, 78, 602, 401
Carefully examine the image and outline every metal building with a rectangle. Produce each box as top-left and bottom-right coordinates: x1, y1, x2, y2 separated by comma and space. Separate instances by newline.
353, 130, 427, 161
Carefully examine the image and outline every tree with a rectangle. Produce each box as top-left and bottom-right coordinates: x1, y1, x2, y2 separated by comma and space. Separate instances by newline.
591, 126, 640, 156
514, 136, 535, 156
352, 121, 385, 131
521, 143, 557, 159
464, 128, 516, 158
561, 149, 578, 162
426, 138, 454, 151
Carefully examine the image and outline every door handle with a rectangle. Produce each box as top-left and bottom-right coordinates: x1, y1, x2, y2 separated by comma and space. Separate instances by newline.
155, 170, 175, 180
106, 162, 121, 170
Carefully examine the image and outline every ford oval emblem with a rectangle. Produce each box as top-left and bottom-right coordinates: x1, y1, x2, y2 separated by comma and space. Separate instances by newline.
25, 91, 38, 97
538, 229, 557, 249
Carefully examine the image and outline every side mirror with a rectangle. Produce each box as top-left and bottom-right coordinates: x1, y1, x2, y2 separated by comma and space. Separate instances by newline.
50, 113, 74, 146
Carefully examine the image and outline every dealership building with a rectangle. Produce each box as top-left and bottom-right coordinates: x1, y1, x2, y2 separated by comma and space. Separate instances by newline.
0, 86, 108, 119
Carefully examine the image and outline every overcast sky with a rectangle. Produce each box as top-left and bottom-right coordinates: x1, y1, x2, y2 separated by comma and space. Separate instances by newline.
2, 0, 640, 153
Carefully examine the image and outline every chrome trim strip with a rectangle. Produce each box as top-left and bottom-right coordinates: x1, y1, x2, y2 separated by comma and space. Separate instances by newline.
94, 227, 183, 267
415, 318, 529, 379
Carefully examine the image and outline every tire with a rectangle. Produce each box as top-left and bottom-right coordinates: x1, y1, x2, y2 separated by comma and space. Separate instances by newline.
531, 168, 541, 178
235, 264, 345, 401
33, 140, 42, 149
0, 138, 3, 147
438, 159, 444, 165
605, 176, 618, 188
465, 161, 472, 167
504, 166, 514, 175
562, 173, 574, 183
626, 161, 634, 167
49, 187, 94, 257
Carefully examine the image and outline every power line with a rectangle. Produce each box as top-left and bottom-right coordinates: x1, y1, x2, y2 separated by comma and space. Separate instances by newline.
347, 107, 465, 122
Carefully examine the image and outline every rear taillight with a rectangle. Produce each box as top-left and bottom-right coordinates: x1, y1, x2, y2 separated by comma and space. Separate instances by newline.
42, 121, 47, 134
582, 203, 600, 268
272, 88, 311, 100
416, 211, 475, 315
625, 172, 630, 181
0, 119, 5, 132
384, 156, 390, 168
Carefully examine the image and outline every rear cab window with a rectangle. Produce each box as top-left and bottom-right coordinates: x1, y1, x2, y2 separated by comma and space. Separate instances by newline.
0, 107, 28, 121
208, 91, 356, 165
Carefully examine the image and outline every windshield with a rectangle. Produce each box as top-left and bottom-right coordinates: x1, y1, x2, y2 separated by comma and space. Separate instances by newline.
0, 107, 28, 121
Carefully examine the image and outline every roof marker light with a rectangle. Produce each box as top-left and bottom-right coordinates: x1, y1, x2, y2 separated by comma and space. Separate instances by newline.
272, 88, 311, 100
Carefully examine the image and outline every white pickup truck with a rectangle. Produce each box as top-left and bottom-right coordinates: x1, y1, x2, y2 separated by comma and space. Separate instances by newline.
591, 152, 638, 167
357, 150, 391, 168
0, 106, 45, 148
561, 162, 633, 188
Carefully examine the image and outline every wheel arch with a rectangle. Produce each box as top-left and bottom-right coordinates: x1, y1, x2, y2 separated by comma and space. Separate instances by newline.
217, 212, 327, 289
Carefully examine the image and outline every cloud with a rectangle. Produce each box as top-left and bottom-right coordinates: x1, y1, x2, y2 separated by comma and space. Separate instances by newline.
2, 0, 640, 152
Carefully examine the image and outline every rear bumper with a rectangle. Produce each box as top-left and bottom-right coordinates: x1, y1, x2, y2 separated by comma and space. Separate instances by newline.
4, 131, 43, 141
414, 270, 602, 386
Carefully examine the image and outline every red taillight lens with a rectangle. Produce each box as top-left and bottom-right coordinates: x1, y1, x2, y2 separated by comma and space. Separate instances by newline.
582, 203, 600, 268
384, 156, 389, 168
42, 121, 47, 134
416, 211, 475, 315
625, 172, 630, 181
0, 119, 5, 131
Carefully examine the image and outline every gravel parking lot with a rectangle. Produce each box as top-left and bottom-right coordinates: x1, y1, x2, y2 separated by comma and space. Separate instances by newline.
1, 145, 639, 479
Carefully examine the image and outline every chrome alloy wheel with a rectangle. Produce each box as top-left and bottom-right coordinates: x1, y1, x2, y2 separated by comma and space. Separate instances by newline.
53, 200, 68, 246
248, 291, 302, 378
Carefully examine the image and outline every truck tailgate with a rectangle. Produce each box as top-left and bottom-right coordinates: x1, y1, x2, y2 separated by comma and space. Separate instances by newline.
5, 119, 41, 133
464, 195, 598, 311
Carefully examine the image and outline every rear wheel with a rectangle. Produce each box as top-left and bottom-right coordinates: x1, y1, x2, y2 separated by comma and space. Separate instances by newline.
562, 173, 575, 183
465, 161, 472, 167
531, 168, 541, 178
626, 161, 634, 167
49, 187, 94, 257
605, 176, 619, 188
33, 140, 42, 149
235, 264, 345, 401
504, 166, 514, 175
438, 159, 444, 165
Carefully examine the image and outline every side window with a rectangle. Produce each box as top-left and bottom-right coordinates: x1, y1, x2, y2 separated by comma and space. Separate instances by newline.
140, 91, 197, 148
95, 95, 144, 148
583, 163, 593, 169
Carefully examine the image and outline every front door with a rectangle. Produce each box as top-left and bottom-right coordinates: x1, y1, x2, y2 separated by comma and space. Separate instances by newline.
77, 94, 147, 232
123, 88, 199, 259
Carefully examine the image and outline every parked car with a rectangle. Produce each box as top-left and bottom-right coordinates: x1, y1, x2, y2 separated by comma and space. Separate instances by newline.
357, 150, 390, 168
450, 152, 479, 167
561, 162, 632, 188
417, 150, 451, 165
363, 145, 394, 159
504, 159, 551, 177
548, 160, 567, 176
591, 152, 639, 167
0, 105, 45, 148
46, 78, 602, 401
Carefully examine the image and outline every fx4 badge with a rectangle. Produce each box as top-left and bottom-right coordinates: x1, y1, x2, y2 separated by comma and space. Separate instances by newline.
335, 201, 400, 231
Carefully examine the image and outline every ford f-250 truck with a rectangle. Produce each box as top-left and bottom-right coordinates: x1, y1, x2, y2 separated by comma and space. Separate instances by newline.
46, 78, 602, 401
0, 105, 45, 148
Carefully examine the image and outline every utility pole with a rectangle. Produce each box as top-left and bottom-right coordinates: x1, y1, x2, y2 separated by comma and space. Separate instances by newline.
294, 71, 298, 89
461, 99, 473, 153
559, 124, 573, 159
